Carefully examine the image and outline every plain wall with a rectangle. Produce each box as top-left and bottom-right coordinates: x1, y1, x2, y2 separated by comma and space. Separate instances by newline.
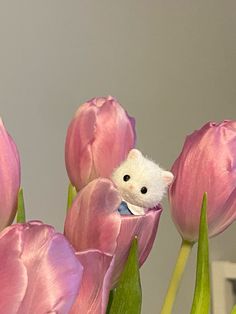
0, 1, 236, 313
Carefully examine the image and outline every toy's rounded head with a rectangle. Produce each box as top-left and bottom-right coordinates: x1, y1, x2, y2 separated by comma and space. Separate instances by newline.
111, 149, 173, 209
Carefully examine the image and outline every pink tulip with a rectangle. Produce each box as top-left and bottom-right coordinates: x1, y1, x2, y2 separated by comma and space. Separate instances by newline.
65, 96, 136, 190
169, 120, 236, 242
0, 118, 21, 231
0, 221, 83, 314
64, 178, 162, 288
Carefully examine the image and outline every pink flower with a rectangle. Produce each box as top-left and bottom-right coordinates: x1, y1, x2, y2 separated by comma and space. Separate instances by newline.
0, 118, 21, 231
65, 96, 136, 190
0, 221, 83, 314
169, 120, 236, 241
64, 178, 162, 289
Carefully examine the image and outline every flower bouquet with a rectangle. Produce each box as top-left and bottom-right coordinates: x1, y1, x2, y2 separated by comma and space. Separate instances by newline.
0, 96, 235, 314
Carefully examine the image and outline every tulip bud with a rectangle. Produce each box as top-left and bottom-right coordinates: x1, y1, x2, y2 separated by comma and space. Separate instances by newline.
65, 96, 136, 190
169, 120, 236, 241
64, 178, 162, 287
0, 118, 21, 231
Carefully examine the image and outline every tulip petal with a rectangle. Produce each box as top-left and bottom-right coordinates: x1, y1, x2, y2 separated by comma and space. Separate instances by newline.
65, 105, 97, 189
92, 98, 136, 178
0, 227, 27, 313
210, 186, 236, 236
112, 206, 162, 287
0, 222, 83, 314
70, 250, 114, 314
17, 223, 83, 314
64, 178, 122, 255
0, 118, 21, 231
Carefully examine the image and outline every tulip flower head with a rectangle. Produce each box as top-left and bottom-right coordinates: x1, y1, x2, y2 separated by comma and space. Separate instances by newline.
169, 120, 236, 242
0, 221, 83, 314
65, 96, 136, 190
64, 178, 162, 288
0, 118, 21, 231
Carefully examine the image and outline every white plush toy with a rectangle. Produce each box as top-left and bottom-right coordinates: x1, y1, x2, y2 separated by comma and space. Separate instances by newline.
111, 149, 174, 215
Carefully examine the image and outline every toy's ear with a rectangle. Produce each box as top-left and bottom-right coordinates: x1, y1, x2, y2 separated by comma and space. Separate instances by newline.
127, 149, 142, 160
162, 171, 174, 185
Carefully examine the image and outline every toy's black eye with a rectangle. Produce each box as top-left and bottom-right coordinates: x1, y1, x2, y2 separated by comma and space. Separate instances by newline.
123, 175, 130, 182
141, 186, 147, 194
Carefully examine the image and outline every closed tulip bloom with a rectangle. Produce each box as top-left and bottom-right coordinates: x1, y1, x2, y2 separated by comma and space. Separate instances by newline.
0, 118, 20, 231
64, 178, 162, 288
65, 96, 136, 190
169, 120, 236, 242
0, 221, 83, 314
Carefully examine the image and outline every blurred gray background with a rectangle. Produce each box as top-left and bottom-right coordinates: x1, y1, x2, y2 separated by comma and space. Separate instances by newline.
1, 1, 236, 313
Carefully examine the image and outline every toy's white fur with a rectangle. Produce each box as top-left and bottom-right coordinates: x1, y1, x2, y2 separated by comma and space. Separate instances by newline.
112, 149, 174, 215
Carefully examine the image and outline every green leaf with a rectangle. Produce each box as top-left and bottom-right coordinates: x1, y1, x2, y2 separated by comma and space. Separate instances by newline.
190, 193, 210, 314
107, 238, 142, 314
106, 290, 115, 314
16, 188, 26, 223
67, 183, 77, 211
231, 305, 236, 314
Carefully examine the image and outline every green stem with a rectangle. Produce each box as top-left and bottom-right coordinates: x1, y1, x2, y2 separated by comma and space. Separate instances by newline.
67, 183, 77, 212
160, 240, 194, 314
16, 188, 26, 223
